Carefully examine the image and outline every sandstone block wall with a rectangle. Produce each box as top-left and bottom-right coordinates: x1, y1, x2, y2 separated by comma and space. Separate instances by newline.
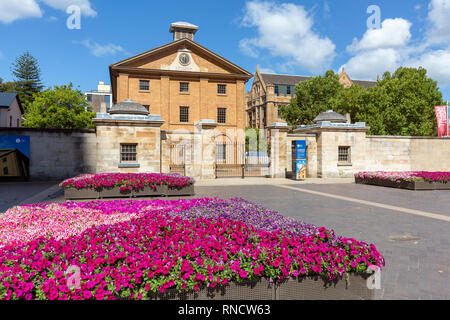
0, 129, 97, 180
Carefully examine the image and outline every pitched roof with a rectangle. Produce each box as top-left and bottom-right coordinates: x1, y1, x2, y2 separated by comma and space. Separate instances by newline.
352, 80, 377, 88
260, 74, 311, 86
0, 92, 24, 113
0, 92, 18, 107
110, 38, 252, 77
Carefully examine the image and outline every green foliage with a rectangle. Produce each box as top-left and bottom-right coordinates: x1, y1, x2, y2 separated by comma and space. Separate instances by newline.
245, 127, 268, 152
281, 70, 344, 126
22, 84, 96, 129
284, 67, 444, 136
11, 51, 43, 108
0, 78, 18, 93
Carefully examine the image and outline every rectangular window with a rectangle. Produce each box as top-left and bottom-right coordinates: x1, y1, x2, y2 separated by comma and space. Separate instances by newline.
121, 144, 137, 163
104, 95, 110, 103
274, 85, 279, 96
217, 84, 227, 95
217, 108, 227, 124
216, 144, 226, 163
86, 94, 92, 102
179, 106, 189, 123
180, 82, 189, 93
139, 80, 150, 91
287, 86, 291, 95
338, 146, 351, 163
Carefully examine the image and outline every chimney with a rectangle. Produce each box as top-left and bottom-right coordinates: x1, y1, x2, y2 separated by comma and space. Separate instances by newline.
169, 22, 199, 41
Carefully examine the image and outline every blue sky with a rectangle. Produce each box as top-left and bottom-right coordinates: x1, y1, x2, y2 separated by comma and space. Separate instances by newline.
1, 0, 450, 101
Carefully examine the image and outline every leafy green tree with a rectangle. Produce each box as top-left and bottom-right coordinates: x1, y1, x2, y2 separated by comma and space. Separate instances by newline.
0, 78, 18, 93
22, 84, 96, 129
281, 70, 344, 126
11, 51, 44, 108
334, 67, 443, 136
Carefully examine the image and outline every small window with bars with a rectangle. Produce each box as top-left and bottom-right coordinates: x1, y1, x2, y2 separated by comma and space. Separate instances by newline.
338, 146, 351, 163
121, 144, 137, 163
139, 80, 150, 91
179, 106, 189, 123
180, 82, 189, 93
217, 84, 227, 95
217, 108, 227, 124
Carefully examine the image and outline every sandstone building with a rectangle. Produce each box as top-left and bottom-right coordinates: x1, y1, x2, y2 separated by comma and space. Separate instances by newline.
246, 66, 377, 129
109, 22, 253, 135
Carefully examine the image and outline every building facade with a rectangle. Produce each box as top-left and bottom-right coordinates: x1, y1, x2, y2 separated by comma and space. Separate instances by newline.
246, 66, 377, 130
0, 93, 23, 128
85, 81, 113, 114
109, 22, 252, 138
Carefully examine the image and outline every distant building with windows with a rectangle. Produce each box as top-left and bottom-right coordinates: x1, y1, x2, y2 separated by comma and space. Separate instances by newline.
246, 66, 377, 129
85, 81, 113, 113
0, 93, 23, 128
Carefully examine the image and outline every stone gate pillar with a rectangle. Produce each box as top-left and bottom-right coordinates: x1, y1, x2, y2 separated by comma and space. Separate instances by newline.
267, 122, 289, 178
195, 120, 218, 179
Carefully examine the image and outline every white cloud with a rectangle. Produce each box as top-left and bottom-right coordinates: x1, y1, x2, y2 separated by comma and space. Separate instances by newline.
0, 0, 42, 24
426, 0, 450, 45
240, 1, 336, 73
342, 6, 450, 87
259, 67, 275, 74
0, 0, 96, 24
78, 40, 127, 57
347, 19, 412, 53
343, 49, 404, 81
41, 0, 97, 17
409, 49, 450, 84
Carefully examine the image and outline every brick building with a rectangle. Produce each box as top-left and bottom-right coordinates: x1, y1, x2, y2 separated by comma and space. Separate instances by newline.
109, 22, 253, 136
246, 66, 377, 129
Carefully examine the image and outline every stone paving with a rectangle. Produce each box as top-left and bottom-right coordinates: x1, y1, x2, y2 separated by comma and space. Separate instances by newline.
1, 180, 449, 299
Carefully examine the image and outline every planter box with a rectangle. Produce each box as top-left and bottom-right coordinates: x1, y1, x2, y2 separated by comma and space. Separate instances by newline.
100, 188, 132, 199
434, 181, 450, 190
64, 188, 99, 200
355, 177, 442, 191
165, 184, 195, 197
149, 274, 373, 301
133, 185, 166, 197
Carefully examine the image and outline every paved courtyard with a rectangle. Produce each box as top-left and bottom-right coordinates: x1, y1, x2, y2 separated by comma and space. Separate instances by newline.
1, 179, 449, 300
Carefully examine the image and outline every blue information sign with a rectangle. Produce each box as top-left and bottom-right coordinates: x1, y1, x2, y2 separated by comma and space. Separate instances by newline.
292, 140, 307, 180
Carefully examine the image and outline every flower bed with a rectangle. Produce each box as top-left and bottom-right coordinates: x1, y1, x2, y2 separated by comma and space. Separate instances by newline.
355, 171, 450, 190
0, 199, 384, 300
60, 173, 195, 199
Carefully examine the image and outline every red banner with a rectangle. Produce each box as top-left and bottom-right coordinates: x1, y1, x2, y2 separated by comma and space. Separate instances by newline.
435, 106, 448, 137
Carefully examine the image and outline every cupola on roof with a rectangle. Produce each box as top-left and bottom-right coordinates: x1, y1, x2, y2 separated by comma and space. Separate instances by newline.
109, 99, 149, 116
314, 110, 347, 123
169, 21, 199, 41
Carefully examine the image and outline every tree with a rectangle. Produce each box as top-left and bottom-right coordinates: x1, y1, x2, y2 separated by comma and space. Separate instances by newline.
22, 84, 96, 129
11, 51, 43, 108
334, 67, 443, 136
0, 78, 18, 93
281, 70, 344, 126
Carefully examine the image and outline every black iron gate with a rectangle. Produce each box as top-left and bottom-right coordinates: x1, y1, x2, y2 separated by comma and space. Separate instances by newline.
215, 142, 269, 178
170, 143, 186, 176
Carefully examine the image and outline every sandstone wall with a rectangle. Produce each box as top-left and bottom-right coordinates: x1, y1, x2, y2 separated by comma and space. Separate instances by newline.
0, 129, 97, 180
